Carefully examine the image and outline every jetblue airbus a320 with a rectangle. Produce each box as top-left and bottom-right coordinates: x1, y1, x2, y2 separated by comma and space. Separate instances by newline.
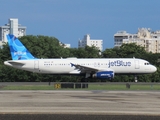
4, 34, 157, 82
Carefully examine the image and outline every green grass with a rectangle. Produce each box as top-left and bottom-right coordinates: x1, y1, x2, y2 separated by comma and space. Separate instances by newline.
1, 84, 160, 90
1, 85, 55, 90
88, 84, 160, 90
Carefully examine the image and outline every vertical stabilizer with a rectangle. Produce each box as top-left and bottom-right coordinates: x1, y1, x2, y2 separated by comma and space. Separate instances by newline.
6, 34, 36, 60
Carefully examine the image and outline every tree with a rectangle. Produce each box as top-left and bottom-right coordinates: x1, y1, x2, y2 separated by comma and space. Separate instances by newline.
75, 46, 101, 58
102, 47, 120, 58
118, 43, 147, 58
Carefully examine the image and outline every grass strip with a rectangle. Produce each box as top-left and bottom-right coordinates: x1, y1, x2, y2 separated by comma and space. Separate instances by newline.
0, 84, 160, 90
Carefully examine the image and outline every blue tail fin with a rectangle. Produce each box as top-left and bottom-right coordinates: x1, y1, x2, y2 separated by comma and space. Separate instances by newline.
6, 34, 36, 60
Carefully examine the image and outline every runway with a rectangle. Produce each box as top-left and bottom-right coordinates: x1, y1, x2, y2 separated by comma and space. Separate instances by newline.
0, 90, 159, 119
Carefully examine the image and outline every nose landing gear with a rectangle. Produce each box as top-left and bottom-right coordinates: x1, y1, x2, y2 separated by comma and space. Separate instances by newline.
134, 75, 138, 82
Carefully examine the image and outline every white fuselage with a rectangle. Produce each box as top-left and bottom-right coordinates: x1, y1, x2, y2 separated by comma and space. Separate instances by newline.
4, 58, 157, 75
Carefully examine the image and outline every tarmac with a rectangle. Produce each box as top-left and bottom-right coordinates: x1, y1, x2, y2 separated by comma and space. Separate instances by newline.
0, 90, 159, 120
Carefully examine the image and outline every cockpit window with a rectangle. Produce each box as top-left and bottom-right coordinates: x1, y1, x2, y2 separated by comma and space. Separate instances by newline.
144, 63, 150, 65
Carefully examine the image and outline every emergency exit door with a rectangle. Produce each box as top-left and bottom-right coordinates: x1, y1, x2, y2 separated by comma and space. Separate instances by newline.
135, 60, 140, 69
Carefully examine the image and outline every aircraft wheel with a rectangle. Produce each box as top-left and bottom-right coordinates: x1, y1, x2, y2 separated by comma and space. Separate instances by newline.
134, 75, 138, 82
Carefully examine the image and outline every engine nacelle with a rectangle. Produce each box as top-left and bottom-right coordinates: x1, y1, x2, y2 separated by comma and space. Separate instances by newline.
92, 71, 114, 79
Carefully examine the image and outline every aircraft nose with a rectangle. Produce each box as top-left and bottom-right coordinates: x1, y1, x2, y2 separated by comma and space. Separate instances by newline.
152, 66, 157, 72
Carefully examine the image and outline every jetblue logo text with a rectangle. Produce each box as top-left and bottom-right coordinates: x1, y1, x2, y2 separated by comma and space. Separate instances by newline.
14, 51, 26, 55
108, 60, 131, 68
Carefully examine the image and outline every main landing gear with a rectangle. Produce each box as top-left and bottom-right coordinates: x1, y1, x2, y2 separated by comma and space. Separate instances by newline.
80, 73, 90, 82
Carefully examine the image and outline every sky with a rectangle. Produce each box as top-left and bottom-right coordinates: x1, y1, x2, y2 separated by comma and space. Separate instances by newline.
0, 0, 160, 50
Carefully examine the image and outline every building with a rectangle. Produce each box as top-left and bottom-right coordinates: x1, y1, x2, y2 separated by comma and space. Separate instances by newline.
63, 44, 71, 48
114, 28, 160, 53
59, 42, 71, 48
78, 34, 103, 51
0, 18, 26, 47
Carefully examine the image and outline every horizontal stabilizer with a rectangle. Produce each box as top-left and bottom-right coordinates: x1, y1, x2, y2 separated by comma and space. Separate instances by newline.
4, 61, 25, 66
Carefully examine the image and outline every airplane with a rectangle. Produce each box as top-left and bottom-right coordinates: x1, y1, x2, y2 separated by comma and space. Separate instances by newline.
4, 34, 157, 82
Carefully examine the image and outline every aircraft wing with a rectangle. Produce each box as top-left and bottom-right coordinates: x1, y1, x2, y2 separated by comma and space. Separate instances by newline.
71, 63, 111, 73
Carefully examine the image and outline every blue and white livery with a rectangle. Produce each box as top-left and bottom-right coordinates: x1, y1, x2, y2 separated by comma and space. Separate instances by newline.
6, 34, 36, 60
4, 34, 157, 81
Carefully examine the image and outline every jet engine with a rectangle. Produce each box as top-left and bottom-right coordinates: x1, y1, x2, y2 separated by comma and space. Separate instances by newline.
92, 71, 114, 79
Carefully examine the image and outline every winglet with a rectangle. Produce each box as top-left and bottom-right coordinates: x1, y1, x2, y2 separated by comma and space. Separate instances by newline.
6, 34, 37, 60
